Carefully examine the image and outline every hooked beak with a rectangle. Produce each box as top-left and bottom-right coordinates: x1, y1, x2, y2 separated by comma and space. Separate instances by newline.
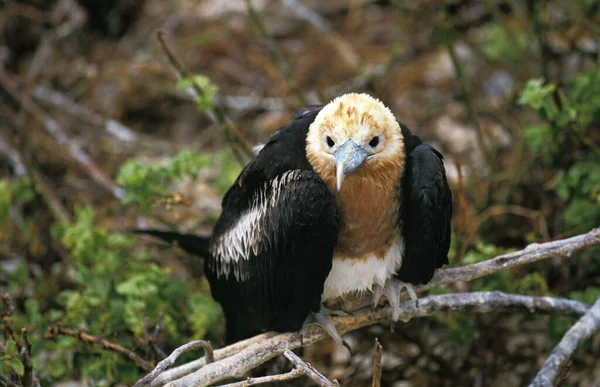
334, 140, 369, 194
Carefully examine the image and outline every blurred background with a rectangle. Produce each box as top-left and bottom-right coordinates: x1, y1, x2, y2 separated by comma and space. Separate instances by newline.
1, 0, 599, 385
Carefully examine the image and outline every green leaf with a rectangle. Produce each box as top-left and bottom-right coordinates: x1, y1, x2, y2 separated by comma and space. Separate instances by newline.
4, 339, 17, 356
9, 357, 24, 376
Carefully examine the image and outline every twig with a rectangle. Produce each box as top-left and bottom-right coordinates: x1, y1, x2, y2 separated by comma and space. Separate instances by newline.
134, 340, 214, 387
0, 72, 124, 200
371, 339, 383, 387
150, 333, 275, 386
46, 325, 153, 372
30, 85, 169, 151
0, 373, 19, 387
0, 135, 27, 177
529, 297, 600, 387
20, 328, 38, 387
165, 292, 590, 386
244, 0, 309, 106
445, 42, 494, 173
284, 349, 337, 387
156, 31, 253, 163
221, 368, 304, 386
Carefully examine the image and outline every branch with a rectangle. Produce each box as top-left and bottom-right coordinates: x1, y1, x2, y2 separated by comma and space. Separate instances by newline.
529, 297, 600, 387
163, 292, 589, 386
371, 339, 383, 387
244, 0, 309, 106
156, 31, 253, 163
152, 228, 599, 386
333, 227, 600, 312
0, 72, 124, 200
150, 333, 276, 386
283, 349, 338, 386
135, 340, 214, 387
46, 325, 153, 372
221, 368, 304, 387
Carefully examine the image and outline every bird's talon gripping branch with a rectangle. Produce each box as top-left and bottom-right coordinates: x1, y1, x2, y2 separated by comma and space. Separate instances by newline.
301, 311, 352, 354
372, 284, 384, 308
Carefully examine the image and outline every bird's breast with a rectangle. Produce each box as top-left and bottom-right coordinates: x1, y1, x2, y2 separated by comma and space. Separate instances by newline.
330, 174, 400, 259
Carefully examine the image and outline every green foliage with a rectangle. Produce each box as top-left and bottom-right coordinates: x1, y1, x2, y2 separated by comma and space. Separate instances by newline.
481, 23, 527, 62
117, 149, 241, 213
177, 75, 219, 112
1, 204, 223, 384
117, 150, 211, 212
519, 69, 600, 232
0, 178, 35, 225
0, 339, 25, 377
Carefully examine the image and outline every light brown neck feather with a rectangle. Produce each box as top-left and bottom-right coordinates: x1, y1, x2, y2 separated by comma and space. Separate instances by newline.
317, 161, 403, 260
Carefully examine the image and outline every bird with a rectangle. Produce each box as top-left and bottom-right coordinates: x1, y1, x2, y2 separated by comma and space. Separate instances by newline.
137, 93, 452, 347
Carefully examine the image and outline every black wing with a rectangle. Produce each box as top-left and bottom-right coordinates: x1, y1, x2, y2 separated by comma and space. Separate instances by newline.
210, 108, 339, 343
396, 126, 452, 284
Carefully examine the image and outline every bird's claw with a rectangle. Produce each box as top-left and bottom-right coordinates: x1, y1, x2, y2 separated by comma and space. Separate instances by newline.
301, 308, 352, 354
373, 279, 418, 331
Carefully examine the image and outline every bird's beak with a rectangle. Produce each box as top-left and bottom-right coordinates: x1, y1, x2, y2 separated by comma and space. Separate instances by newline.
334, 140, 369, 194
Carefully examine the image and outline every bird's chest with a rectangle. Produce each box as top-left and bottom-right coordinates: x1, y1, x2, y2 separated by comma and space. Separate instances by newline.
332, 175, 400, 258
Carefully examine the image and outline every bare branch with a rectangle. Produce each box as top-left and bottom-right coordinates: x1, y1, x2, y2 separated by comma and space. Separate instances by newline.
284, 349, 337, 387
529, 297, 600, 387
152, 228, 599, 386
371, 339, 383, 387
244, 0, 309, 105
30, 85, 169, 151
150, 333, 276, 386
46, 325, 153, 372
0, 135, 27, 177
0, 72, 124, 200
135, 340, 215, 387
163, 292, 590, 387
156, 31, 253, 163
221, 368, 304, 386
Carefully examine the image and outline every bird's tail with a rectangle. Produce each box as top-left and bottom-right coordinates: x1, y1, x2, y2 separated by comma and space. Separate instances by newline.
133, 230, 211, 257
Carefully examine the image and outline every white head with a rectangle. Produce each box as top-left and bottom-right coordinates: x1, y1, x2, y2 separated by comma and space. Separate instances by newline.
306, 93, 405, 193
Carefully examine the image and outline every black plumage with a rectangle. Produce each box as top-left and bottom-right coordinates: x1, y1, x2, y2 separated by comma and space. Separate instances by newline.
137, 95, 452, 344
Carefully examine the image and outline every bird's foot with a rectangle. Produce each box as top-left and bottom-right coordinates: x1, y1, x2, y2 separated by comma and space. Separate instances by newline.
301, 309, 352, 354
375, 279, 418, 332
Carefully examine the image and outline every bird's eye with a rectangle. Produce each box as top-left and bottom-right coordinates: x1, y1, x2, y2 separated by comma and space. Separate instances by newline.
326, 136, 335, 147
369, 136, 380, 147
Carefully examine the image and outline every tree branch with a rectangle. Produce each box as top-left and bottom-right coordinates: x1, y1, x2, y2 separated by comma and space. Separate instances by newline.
221, 368, 304, 387
45, 325, 153, 372
333, 227, 600, 312
162, 292, 590, 387
135, 340, 214, 387
283, 349, 338, 386
529, 296, 600, 387
371, 339, 383, 387
0, 72, 125, 200
149, 228, 599, 386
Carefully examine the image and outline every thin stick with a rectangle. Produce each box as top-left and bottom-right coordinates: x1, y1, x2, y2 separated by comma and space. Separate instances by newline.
156, 31, 253, 162
371, 339, 383, 387
221, 368, 304, 387
0, 72, 124, 200
529, 297, 600, 387
150, 333, 276, 386
244, 0, 309, 106
283, 349, 336, 387
134, 340, 214, 387
46, 325, 153, 372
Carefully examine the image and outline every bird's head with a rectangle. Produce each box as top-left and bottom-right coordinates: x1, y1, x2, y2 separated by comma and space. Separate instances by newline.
306, 93, 405, 194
